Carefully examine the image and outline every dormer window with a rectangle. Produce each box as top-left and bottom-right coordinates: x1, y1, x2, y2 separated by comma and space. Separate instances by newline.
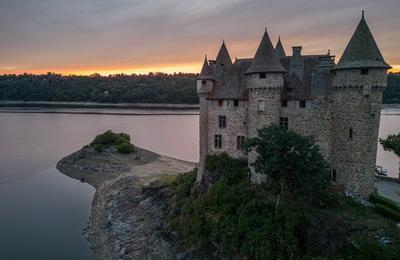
218, 100, 223, 106
234, 100, 239, 107
299, 100, 306, 108
361, 69, 369, 75
259, 72, 266, 79
202, 80, 206, 86
281, 100, 288, 107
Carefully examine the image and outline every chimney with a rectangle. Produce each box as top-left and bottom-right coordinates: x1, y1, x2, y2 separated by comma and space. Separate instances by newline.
289, 46, 304, 80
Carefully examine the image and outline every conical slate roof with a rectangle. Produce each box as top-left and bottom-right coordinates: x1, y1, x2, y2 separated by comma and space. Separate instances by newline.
246, 30, 286, 74
274, 36, 286, 58
215, 41, 233, 67
335, 12, 391, 70
199, 55, 214, 79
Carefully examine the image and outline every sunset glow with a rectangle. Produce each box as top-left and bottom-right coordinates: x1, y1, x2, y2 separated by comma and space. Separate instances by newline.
0, 0, 399, 76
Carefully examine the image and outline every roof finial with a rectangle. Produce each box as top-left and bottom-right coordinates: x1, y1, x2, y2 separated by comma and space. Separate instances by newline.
205, 54, 207, 59
278, 35, 281, 40
328, 49, 331, 56
265, 26, 267, 32
362, 10, 365, 19
222, 39, 225, 44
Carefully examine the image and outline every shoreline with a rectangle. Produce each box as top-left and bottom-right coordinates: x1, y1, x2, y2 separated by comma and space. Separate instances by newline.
56, 146, 196, 259
0, 101, 199, 110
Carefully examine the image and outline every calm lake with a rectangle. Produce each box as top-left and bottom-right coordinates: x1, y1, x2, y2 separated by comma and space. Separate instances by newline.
0, 106, 399, 260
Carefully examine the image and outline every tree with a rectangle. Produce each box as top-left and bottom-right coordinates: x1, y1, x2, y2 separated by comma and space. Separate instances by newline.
380, 133, 400, 157
246, 125, 330, 208
380, 133, 400, 175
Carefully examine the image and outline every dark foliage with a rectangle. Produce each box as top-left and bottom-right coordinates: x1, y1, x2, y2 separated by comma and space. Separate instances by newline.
90, 130, 135, 153
383, 73, 400, 104
170, 129, 400, 259
379, 132, 400, 157
0, 72, 198, 104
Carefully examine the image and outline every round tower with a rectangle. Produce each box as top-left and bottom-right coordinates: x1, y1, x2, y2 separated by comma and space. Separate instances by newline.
196, 55, 214, 182
331, 12, 391, 197
245, 29, 287, 182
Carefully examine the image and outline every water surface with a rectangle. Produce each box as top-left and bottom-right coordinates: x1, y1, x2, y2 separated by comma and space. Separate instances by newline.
0, 106, 398, 259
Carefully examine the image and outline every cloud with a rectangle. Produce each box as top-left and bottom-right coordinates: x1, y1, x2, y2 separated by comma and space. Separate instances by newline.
0, 0, 399, 74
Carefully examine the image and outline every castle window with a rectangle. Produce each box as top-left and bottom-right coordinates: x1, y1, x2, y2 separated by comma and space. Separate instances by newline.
349, 127, 353, 140
258, 100, 265, 112
361, 69, 369, 75
202, 80, 206, 86
218, 100, 223, 106
259, 72, 266, 79
218, 116, 226, 128
214, 135, 222, 149
279, 117, 288, 129
281, 100, 288, 107
237, 136, 245, 150
332, 169, 337, 182
234, 100, 239, 107
299, 100, 306, 108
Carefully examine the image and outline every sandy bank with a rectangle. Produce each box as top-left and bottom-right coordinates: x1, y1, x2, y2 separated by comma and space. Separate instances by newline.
57, 146, 196, 259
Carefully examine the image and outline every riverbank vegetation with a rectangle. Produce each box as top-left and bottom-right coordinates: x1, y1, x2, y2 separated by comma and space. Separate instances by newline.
89, 130, 135, 153
1, 72, 400, 104
169, 126, 400, 259
0, 73, 198, 104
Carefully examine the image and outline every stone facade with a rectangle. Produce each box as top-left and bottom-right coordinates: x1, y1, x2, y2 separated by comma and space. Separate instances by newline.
196, 14, 391, 198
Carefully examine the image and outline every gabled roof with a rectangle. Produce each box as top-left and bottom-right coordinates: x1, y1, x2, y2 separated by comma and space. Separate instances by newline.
246, 30, 286, 74
275, 36, 286, 58
335, 12, 391, 70
215, 41, 233, 67
199, 55, 214, 80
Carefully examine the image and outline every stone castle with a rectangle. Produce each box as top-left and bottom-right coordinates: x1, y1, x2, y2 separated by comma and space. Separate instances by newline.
196, 12, 391, 197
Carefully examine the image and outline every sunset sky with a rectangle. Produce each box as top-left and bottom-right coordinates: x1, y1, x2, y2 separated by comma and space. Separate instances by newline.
0, 0, 399, 75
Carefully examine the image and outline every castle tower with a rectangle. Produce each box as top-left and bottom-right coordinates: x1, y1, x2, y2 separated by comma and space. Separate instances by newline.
196, 55, 214, 182
274, 36, 286, 58
331, 12, 391, 197
245, 29, 287, 182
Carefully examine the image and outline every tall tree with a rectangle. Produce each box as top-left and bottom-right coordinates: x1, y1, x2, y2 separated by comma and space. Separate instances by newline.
247, 125, 330, 208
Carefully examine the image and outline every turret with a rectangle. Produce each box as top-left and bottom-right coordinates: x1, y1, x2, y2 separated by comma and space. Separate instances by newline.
213, 41, 233, 79
196, 55, 214, 182
245, 29, 287, 183
197, 55, 214, 96
274, 36, 286, 58
246, 29, 286, 137
331, 11, 391, 197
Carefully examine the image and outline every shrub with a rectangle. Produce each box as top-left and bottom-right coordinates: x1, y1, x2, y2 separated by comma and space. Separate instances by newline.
370, 192, 400, 212
116, 142, 135, 154
205, 153, 248, 184
374, 203, 400, 222
89, 130, 135, 154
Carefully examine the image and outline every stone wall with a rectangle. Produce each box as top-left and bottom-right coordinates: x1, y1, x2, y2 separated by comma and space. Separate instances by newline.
196, 79, 213, 182
247, 73, 284, 183
207, 99, 248, 159
280, 97, 333, 162
332, 69, 387, 197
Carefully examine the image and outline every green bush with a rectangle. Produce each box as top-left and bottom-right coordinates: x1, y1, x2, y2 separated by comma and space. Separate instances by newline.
205, 153, 248, 184
374, 203, 400, 222
370, 192, 400, 212
89, 130, 135, 154
116, 142, 135, 154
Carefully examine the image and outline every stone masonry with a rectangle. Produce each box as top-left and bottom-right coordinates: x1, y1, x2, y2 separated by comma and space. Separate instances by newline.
196, 13, 391, 198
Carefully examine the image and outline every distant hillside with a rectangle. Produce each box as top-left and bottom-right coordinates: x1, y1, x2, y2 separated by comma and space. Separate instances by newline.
384, 73, 400, 104
0, 72, 399, 104
0, 73, 198, 104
